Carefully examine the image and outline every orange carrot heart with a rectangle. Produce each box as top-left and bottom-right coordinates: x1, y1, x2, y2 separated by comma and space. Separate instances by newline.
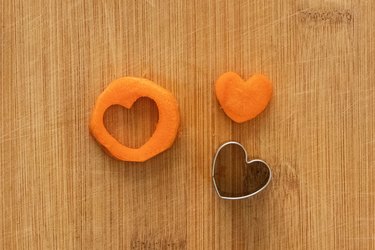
215, 72, 272, 123
90, 77, 180, 162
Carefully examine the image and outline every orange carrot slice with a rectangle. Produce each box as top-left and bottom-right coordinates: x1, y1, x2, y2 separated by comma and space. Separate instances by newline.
90, 77, 180, 162
215, 72, 272, 123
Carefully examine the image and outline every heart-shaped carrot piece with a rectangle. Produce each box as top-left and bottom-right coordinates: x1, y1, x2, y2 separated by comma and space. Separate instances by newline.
90, 77, 180, 162
215, 72, 272, 123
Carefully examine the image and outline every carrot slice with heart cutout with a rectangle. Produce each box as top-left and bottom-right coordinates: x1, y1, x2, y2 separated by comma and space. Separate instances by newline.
90, 77, 180, 162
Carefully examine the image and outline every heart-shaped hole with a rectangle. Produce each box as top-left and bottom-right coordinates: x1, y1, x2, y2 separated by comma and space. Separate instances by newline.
103, 97, 158, 149
214, 143, 271, 198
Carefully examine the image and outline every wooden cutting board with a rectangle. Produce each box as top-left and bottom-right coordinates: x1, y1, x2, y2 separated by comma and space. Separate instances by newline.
1, 0, 375, 249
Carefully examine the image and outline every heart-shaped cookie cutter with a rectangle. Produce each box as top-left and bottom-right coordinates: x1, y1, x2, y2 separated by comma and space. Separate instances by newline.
212, 141, 272, 200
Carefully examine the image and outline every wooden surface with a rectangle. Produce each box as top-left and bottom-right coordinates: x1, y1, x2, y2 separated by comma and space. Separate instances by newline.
1, 0, 375, 249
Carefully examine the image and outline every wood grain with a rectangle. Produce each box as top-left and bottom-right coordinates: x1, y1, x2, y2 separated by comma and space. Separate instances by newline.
1, 0, 375, 249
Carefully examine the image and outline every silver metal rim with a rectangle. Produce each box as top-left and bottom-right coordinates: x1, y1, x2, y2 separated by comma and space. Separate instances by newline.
212, 141, 272, 200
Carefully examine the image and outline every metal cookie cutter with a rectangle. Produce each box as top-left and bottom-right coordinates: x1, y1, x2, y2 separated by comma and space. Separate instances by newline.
212, 141, 272, 200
